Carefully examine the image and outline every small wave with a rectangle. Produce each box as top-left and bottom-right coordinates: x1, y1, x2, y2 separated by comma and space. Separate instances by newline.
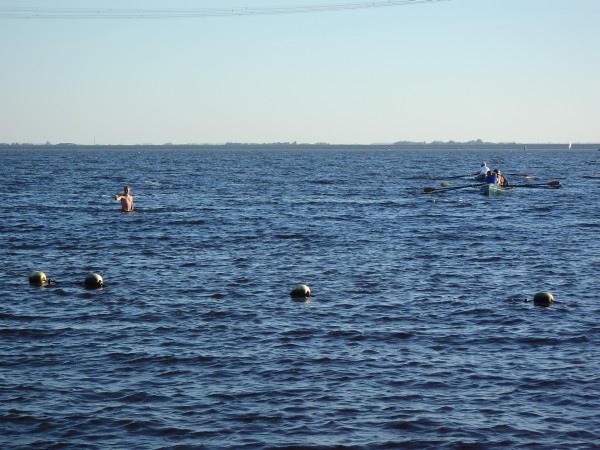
0, 312, 36, 321
327, 329, 364, 339
565, 335, 589, 343
389, 331, 413, 340
387, 418, 442, 431
517, 337, 563, 346
51, 288, 74, 297
201, 310, 229, 319
281, 329, 316, 338
0, 327, 74, 338
105, 352, 217, 368
168, 219, 206, 226
232, 413, 284, 424
312, 179, 338, 185
233, 235, 260, 241
117, 391, 170, 403
578, 222, 600, 229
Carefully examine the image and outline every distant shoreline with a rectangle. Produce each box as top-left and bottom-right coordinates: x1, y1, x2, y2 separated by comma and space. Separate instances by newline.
1, 141, 598, 149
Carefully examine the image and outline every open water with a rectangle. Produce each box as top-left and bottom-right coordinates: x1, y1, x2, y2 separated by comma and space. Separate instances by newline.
1, 145, 599, 449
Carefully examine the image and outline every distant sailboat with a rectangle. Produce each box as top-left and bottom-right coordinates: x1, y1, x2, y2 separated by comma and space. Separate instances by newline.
568, 141, 572, 150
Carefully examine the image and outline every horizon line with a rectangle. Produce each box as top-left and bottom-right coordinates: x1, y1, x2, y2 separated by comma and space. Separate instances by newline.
2, 140, 598, 147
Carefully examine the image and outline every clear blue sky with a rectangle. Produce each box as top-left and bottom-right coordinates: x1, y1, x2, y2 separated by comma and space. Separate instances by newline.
1, 0, 599, 145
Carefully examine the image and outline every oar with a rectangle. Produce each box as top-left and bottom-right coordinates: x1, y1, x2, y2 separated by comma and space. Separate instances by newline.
423, 184, 481, 194
511, 181, 561, 189
427, 174, 473, 180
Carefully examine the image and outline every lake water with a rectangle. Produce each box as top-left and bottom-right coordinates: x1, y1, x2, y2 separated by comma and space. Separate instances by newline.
1, 144, 599, 449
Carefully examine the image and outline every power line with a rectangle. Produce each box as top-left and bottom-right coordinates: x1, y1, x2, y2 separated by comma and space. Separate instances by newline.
0, 0, 448, 19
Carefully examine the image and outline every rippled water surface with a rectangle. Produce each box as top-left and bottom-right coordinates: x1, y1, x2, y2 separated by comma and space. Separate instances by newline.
1, 145, 599, 449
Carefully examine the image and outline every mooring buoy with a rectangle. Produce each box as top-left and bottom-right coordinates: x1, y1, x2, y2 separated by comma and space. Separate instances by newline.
28, 271, 47, 286
84, 273, 104, 289
533, 291, 554, 306
289, 284, 311, 299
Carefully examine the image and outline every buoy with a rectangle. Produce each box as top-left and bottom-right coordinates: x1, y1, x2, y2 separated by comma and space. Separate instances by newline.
289, 284, 311, 298
440, 181, 450, 187
28, 271, 47, 286
84, 273, 104, 289
533, 291, 554, 306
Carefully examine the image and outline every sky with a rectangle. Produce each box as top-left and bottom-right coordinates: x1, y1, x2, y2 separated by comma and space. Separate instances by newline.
1, 0, 599, 145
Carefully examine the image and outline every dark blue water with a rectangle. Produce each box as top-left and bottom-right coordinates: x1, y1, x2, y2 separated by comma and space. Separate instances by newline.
1, 145, 599, 449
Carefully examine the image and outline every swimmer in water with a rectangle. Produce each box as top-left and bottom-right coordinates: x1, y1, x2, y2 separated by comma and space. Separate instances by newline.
115, 185, 134, 212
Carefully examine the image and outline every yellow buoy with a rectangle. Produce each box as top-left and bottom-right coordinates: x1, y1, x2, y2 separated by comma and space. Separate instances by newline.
28, 271, 47, 286
440, 181, 450, 187
289, 284, 311, 298
84, 273, 104, 289
533, 291, 554, 306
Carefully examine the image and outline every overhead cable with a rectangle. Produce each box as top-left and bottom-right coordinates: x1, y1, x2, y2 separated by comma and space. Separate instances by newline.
0, 0, 448, 20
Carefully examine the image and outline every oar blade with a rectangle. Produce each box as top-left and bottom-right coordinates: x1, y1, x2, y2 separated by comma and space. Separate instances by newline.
513, 180, 561, 189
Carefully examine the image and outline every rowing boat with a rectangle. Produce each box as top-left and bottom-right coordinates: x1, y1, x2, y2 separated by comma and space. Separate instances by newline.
480, 184, 508, 196
423, 180, 560, 195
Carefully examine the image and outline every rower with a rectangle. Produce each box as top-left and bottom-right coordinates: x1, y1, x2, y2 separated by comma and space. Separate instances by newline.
494, 169, 508, 187
485, 170, 498, 184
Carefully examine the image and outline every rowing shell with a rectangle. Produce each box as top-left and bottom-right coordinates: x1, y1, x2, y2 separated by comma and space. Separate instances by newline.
480, 184, 508, 196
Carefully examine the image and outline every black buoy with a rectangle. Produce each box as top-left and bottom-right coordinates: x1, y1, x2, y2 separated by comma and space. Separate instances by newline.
533, 291, 554, 306
289, 284, 311, 299
28, 271, 47, 286
84, 273, 104, 289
